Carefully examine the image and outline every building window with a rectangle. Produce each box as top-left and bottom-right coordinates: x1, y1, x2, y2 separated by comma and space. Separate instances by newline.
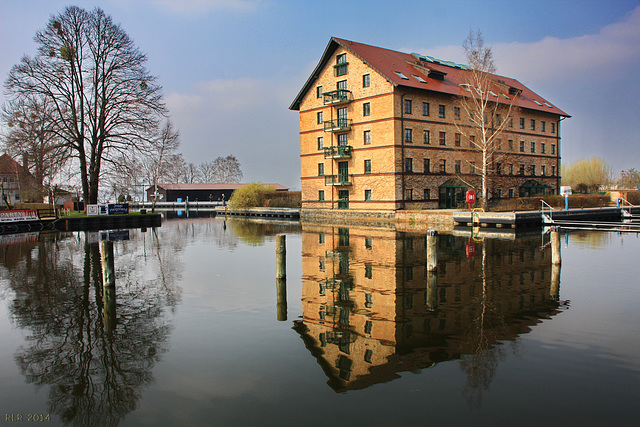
530, 119, 536, 130
509, 118, 513, 127
540, 143, 546, 154
319, 190, 325, 201
470, 162, 476, 174
363, 74, 370, 87
365, 264, 373, 279
405, 128, 413, 143
541, 121, 546, 132
541, 165, 546, 176
508, 188, 514, 198
424, 158, 430, 173
317, 111, 323, 124
316, 86, 323, 98
337, 79, 347, 91
317, 136, 324, 150
364, 189, 372, 201
454, 133, 461, 146
470, 135, 475, 146
405, 157, 413, 172
338, 133, 348, 146
439, 104, 445, 118
531, 165, 536, 176
551, 165, 556, 176
318, 163, 324, 176
455, 160, 461, 173
508, 139, 514, 151
365, 237, 372, 249
519, 164, 525, 175
454, 106, 460, 120
530, 141, 535, 153
520, 117, 525, 129
406, 189, 413, 200
424, 188, 431, 200
439, 131, 446, 145
364, 159, 371, 174
508, 163, 513, 175
551, 144, 556, 155
520, 141, 525, 152
439, 159, 446, 173
364, 130, 371, 145
551, 122, 556, 133
423, 130, 430, 144
404, 99, 412, 114
422, 102, 430, 116
496, 163, 502, 175
363, 102, 371, 117
335, 53, 348, 76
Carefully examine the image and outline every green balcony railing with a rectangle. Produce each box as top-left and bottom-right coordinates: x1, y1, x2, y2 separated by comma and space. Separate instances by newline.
323, 89, 353, 105
324, 145, 353, 158
324, 174, 353, 186
323, 118, 352, 132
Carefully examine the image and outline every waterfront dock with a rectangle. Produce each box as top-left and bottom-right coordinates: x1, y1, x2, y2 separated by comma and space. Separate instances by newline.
453, 206, 640, 228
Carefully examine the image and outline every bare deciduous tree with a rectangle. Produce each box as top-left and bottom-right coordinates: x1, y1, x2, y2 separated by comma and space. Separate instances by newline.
4, 6, 166, 204
211, 155, 243, 183
1, 96, 70, 201
562, 157, 612, 193
456, 30, 519, 210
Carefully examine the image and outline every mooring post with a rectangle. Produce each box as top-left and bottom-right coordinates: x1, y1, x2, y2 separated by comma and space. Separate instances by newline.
101, 240, 115, 287
550, 263, 561, 301
427, 230, 438, 272
276, 234, 287, 321
551, 226, 561, 266
426, 271, 438, 310
101, 240, 116, 331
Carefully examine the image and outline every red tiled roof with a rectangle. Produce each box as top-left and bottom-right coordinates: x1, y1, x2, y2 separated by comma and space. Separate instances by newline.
291, 37, 570, 118
0, 153, 24, 174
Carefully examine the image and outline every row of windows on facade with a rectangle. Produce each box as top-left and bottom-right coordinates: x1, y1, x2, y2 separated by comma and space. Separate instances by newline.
316, 82, 557, 134
317, 159, 555, 177
316, 131, 556, 154
317, 186, 533, 202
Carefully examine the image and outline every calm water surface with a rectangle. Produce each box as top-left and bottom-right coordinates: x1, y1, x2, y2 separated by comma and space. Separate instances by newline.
0, 215, 639, 426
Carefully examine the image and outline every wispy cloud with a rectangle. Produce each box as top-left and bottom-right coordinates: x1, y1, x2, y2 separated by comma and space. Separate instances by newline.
146, 0, 263, 15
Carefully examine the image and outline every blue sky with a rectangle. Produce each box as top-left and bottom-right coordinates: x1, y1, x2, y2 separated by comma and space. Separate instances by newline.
1, 0, 639, 189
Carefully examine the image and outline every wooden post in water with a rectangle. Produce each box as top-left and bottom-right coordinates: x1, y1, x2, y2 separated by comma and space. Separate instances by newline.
551, 226, 561, 266
550, 263, 561, 301
101, 240, 115, 287
426, 271, 438, 310
276, 234, 287, 321
101, 240, 116, 331
427, 230, 438, 272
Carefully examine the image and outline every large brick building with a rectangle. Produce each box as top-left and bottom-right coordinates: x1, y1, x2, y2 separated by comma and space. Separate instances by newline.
290, 37, 570, 211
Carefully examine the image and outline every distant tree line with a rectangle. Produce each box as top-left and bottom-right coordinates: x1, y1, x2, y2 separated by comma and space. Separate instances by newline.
562, 157, 640, 193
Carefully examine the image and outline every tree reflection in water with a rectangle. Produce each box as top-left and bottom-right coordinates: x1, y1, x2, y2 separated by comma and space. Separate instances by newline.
0, 230, 181, 426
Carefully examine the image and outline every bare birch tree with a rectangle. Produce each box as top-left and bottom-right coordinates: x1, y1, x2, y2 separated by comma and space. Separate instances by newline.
456, 30, 519, 210
4, 6, 166, 204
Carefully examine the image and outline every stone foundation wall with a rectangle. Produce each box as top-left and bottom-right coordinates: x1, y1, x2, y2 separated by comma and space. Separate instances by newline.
300, 208, 454, 232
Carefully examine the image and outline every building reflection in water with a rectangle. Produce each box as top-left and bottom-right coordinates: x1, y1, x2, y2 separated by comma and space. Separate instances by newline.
294, 224, 569, 396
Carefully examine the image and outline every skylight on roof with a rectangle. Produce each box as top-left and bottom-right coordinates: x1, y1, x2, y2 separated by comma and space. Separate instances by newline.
394, 71, 409, 80
532, 99, 543, 106
502, 93, 510, 99
543, 102, 554, 108
489, 91, 498, 97
413, 75, 427, 83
